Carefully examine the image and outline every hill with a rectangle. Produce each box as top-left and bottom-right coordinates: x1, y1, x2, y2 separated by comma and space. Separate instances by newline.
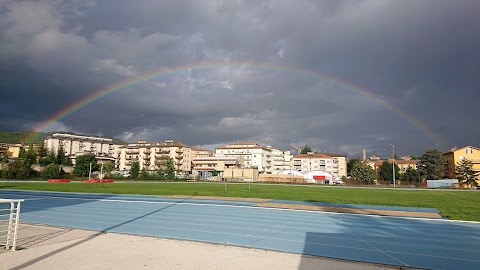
0, 131, 48, 144
0, 131, 127, 145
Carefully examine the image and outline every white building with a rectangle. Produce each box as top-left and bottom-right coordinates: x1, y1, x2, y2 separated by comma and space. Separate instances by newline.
292, 152, 347, 178
119, 140, 192, 175
215, 142, 292, 173
44, 133, 123, 167
267, 146, 292, 174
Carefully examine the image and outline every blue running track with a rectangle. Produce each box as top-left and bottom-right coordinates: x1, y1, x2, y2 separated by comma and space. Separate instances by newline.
1, 190, 480, 270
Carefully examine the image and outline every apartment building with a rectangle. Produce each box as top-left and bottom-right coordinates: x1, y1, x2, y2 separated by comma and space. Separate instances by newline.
292, 153, 347, 178
44, 133, 123, 166
119, 140, 192, 175
365, 155, 418, 178
443, 146, 480, 180
191, 147, 214, 158
267, 146, 292, 174
215, 141, 291, 173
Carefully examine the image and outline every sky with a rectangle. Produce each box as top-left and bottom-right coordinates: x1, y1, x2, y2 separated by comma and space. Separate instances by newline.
1, 0, 479, 158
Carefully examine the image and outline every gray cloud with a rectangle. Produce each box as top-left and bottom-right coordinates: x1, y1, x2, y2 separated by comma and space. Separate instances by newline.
1, 0, 479, 158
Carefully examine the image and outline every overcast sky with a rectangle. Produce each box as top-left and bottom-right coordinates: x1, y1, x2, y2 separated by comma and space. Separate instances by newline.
1, 0, 479, 158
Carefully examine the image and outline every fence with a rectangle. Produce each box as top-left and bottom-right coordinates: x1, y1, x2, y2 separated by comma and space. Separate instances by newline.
0, 199, 24, 251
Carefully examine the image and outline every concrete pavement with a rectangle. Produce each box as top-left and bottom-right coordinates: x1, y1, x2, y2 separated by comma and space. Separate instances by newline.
1, 223, 400, 270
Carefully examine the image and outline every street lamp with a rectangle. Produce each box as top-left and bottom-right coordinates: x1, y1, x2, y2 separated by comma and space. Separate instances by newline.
391, 144, 395, 188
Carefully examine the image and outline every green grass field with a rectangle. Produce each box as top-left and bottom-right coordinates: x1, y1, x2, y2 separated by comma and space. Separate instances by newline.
2, 181, 480, 221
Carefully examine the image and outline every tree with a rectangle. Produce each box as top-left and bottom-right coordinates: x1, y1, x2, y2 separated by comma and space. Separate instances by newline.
347, 158, 362, 176
456, 158, 479, 188
56, 145, 67, 165
102, 161, 115, 174
393, 154, 400, 160
40, 150, 56, 166
140, 168, 149, 179
400, 166, 419, 183
7, 159, 23, 179
378, 160, 400, 181
41, 164, 64, 179
418, 148, 445, 180
300, 145, 313, 154
22, 146, 37, 178
155, 156, 175, 179
37, 142, 48, 160
351, 162, 376, 185
73, 154, 99, 177
129, 161, 140, 179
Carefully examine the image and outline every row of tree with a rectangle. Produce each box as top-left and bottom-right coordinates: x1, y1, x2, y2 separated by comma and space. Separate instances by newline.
345, 147, 478, 187
0, 143, 71, 179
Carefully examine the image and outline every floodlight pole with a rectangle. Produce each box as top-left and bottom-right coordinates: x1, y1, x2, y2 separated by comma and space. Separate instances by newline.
88, 162, 92, 180
391, 144, 395, 188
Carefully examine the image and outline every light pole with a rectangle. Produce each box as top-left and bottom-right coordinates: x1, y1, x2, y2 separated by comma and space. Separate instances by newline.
391, 144, 395, 188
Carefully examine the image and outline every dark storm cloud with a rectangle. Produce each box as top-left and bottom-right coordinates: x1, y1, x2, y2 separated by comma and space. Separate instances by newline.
1, 0, 479, 158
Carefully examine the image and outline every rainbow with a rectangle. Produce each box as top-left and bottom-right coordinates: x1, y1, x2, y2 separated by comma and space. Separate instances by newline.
26, 61, 448, 148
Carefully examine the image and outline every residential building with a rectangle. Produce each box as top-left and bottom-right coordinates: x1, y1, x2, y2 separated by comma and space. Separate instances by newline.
44, 133, 123, 166
7, 144, 22, 158
443, 146, 480, 181
119, 140, 192, 175
365, 155, 419, 178
371, 159, 419, 176
293, 153, 333, 174
267, 146, 292, 174
215, 141, 291, 173
215, 142, 267, 172
322, 153, 347, 177
191, 147, 214, 158
292, 152, 347, 178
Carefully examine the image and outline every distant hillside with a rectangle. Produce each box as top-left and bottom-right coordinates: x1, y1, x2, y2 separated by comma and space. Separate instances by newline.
0, 131, 48, 144
0, 131, 126, 145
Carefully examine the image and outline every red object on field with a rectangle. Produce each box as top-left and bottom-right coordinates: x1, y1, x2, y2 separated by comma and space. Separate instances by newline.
101, 179, 114, 183
48, 179, 71, 182
313, 175, 326, 180
83, 179, 115, 183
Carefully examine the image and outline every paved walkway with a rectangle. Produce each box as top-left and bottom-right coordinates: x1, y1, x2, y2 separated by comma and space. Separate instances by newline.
1, 223, 396, 270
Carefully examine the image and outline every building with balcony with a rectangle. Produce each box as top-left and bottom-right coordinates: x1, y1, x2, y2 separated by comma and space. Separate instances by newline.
443, 146, 480, 183
191, 147, 214, 158
119, 139, 192, 175
292, 152, 347, 178
44, 133, 124, 167
215, 142, 291, 173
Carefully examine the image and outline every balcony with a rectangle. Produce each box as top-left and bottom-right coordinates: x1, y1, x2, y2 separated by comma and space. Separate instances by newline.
176, 149, 183, 154
176, 161, 183, 166
158, 149, 170, 154
175, 155, 183, 160
126, 150, 139, 154
155, 154, 169, 159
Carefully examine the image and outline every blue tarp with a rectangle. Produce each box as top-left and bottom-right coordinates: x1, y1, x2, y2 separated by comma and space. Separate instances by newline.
426, 179, 458, 188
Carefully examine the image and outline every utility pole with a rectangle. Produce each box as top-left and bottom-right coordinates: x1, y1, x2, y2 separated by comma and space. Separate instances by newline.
391, 144, 395, 188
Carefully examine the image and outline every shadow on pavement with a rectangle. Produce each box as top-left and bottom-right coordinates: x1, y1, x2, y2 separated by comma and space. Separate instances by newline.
298, 214, 480, 270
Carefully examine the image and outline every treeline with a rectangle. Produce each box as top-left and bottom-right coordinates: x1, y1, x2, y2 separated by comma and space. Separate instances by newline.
346, 148, 446, 186
0, 131, 47, 144
0, 143, 72, 180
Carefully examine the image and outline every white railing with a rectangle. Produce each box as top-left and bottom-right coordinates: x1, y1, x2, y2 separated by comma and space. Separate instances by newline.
0, 199, 24, 251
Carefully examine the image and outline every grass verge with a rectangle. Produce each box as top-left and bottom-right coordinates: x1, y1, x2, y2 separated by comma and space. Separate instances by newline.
2, 181, 480, 221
